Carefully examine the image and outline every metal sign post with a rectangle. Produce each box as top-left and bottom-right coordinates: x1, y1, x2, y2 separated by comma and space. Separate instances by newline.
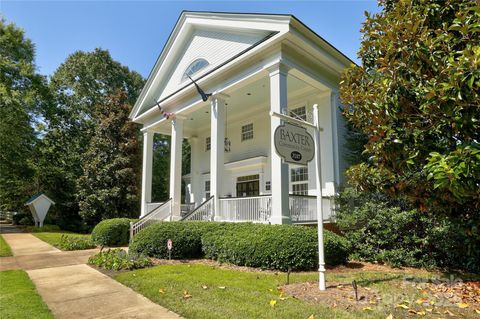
167, 239, 173, 260
270, 104, 326, 291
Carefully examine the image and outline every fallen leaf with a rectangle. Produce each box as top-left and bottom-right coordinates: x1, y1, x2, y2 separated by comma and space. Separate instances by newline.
369, 299, 377, 304
416, 311, 426, 316
416, 298, 429, 304
218, 286, 226, 289
307, 315, 315, 319
385, 314, 393, 319
158, 288, 166, 294
201, 285, 208, 290
396, 304, 409, 309
362, 307, 373, 311
457, 303, 469, 308
183, 290, 192, 299
444, 309, 455, 316
268, 288, 273, 292
364, 287, 371, 291
474, 309, 480, 314
425, 308, 433, 312
269, 299, 277, 307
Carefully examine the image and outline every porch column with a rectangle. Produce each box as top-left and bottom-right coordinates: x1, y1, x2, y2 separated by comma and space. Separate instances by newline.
268, 63, 291, 224
210, 93, 228, 220
141, 130, 154, 217
169, 118, 184, 220
190, 136, 202, 207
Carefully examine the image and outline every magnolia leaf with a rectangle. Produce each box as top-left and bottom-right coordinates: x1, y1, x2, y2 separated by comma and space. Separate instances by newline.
395, 304, 409, 309
457, 303, 469, 308
158, 288, 166, 294
183, 290, 192, 299
269, 299, 277, 307
218, 286, 226, 290
201, 285, 208, 290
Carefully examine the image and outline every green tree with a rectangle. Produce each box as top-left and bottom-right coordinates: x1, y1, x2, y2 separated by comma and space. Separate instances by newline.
39, 49, 144, 228
0, 19, 49, 211
340, 0, 480, 217
77, 91, 141, 226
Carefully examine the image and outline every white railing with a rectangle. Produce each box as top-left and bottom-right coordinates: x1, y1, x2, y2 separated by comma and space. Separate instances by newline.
181, 203, 195, 217
182, 196, 214, 221
219, 195, 272, 223
289, 195, 334, 223
130, 199, 172, 238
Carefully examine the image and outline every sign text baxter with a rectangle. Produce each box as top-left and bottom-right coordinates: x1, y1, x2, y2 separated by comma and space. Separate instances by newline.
274, 122, 314, 165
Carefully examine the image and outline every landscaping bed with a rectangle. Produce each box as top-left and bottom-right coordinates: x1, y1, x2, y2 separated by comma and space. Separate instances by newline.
113, 261, 480, 319
33, 232, 95, 250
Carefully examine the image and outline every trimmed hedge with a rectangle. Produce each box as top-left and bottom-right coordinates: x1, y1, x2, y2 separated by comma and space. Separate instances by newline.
91, 218, 137, 247
202, 224, 349, 271
129, 221, 227, 259
129, 221, 350, 271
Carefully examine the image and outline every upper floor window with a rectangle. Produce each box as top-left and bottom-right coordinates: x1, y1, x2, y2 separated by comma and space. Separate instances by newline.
205, 137, 211, 151
290, 106, 307, 121
241, 123, 254, 141
182, 58, 209, 82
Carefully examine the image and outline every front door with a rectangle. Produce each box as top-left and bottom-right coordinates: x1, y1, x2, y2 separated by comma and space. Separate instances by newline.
236, 174, 260, 197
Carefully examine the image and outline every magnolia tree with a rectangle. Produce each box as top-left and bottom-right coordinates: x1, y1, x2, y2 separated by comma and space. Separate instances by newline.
340, 0, 479, 218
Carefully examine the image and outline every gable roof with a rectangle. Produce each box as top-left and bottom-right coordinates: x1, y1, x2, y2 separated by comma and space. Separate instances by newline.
25, 193, 55, 206
130, 11, 355, 121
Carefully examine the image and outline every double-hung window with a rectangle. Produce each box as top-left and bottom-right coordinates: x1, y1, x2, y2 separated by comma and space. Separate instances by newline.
291, 167, 308, 195
241, 123, 254, 141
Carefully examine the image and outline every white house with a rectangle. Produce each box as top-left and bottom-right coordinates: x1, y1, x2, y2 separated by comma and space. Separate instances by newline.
130, 11, 351, 233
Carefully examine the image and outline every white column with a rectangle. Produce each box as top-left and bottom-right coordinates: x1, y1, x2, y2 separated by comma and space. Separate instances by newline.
210, 93, 228, 221
169, 118, 183, 220
190, 137, 202, 206
141, 130, 154, 217
268, 63, 291, 224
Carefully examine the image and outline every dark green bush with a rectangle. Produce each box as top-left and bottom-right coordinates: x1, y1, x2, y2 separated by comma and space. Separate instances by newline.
202, 224, 349, 271
130, 221, 349, 271
129, 221, 228, 259
23, 225, 61, 233
91, 218, 137, 247
335, 187, 480, 273
12, 213, 33, 225
88, 248, 152, 271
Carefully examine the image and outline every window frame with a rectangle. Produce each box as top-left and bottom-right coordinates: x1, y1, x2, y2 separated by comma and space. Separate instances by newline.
241, 123, 254, 142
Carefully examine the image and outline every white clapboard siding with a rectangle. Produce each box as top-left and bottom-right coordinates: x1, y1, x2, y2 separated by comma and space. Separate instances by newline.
160, 29, 269, 100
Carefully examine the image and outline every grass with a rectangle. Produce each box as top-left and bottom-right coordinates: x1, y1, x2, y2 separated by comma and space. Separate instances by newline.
33, 232, 94, 250
115, 263, 462, 319
0, 235, 12, 257
0, 270, 53, 319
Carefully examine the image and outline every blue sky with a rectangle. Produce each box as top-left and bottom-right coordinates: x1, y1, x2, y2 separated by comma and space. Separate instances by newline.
1, 1, 380, 78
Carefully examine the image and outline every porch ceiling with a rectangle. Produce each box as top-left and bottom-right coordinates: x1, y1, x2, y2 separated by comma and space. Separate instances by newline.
156, 73, 329, 137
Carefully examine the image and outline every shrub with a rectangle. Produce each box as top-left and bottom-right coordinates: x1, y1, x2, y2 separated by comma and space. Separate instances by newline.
335, 187, 480, 272
23, 225, 61, 233
88, 248, 152, 271
130, 221, 349, 271
91, 218, 137, 247
12, 212, 33, 225
129, 221, 227, 259
58, 234, 96, 251
202, 224, 349, 271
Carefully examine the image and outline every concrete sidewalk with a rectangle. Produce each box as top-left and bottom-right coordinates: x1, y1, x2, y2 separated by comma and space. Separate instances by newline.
0, 226, 182, 319
28, 264, 181, 319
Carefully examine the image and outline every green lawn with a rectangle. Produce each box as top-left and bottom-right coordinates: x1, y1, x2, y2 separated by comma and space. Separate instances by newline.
0, 270, 53, 319
33, 232, 95, 250
115, 263, 470, 319
0, 235, 12, 257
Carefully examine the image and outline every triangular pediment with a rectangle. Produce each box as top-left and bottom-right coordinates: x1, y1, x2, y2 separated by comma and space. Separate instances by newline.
131, 12, 291, 120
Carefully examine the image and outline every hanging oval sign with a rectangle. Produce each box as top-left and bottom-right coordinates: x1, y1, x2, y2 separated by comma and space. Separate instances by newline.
274, 122, 314, 165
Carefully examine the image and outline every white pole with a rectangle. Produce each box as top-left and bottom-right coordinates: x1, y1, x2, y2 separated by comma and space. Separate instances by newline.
313, 104, 326, 291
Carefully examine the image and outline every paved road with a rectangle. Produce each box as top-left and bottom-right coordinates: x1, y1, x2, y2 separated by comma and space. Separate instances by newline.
0, 225, 181, 319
